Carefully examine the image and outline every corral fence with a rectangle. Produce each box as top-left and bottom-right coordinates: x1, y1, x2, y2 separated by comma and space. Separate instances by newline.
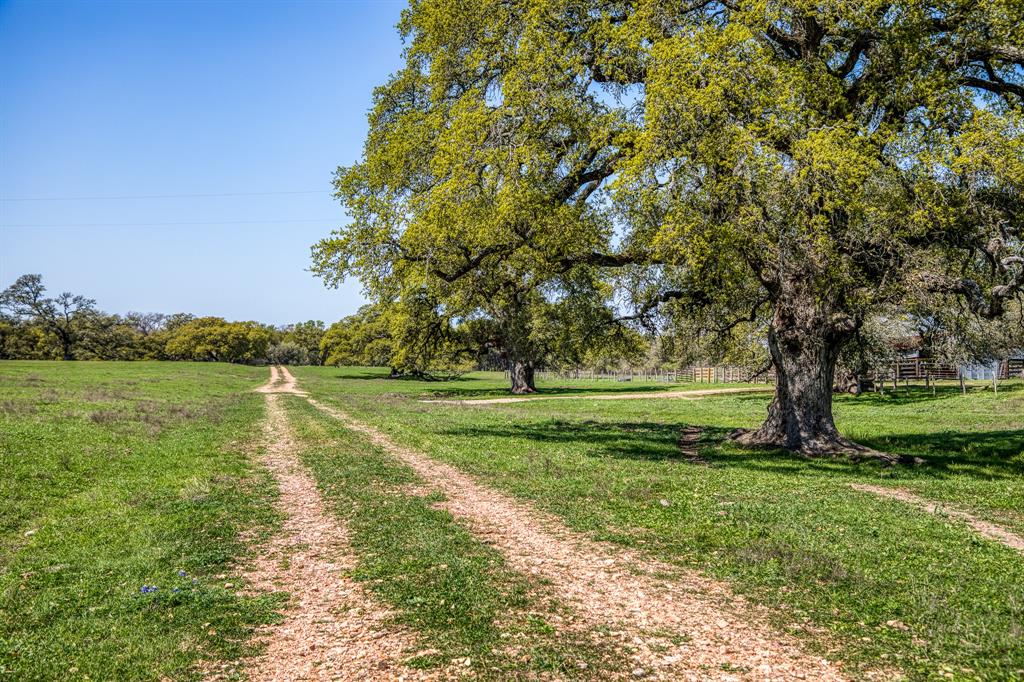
520, 358, 1023, 386
527, 366, 776, 384
876, 358, 1024, 384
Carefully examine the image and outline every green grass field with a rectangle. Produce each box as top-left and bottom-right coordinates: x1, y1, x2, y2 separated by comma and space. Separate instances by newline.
291, 366, 1024, 680
0, 361, 281, 681
2, 361, 1022, 680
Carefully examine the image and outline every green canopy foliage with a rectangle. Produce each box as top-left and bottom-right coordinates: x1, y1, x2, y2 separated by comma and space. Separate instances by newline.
164, 317, 273, 364
314, 0, 1023, 450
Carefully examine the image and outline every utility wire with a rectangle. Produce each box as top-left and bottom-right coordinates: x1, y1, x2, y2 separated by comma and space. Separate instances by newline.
1, 218, 338, 229
0, 190, 329, 202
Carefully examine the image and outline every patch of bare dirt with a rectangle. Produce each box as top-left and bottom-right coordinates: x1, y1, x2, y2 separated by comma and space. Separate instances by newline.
420, 386, 773, 406
850, 483, 1024, 555
677, 426, 709, 465
225, 369, 439, 681
279, 368, 857, 682
254, 365, 282, 393
255, 365, 307, 395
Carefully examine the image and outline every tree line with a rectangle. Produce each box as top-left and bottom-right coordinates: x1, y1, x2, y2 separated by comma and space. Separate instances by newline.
0, 274, 329, 365
0, 273, 643, 371
2, 271, 1019, 393
0, 273, 644, 373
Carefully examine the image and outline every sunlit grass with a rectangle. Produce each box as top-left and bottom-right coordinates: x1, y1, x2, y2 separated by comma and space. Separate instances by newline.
294, 366, 1024, 681
0, 361, 282, 680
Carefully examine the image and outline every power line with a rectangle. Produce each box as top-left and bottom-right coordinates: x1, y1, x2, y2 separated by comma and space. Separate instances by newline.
0, 189, 329, 202
1, 218, 338, 229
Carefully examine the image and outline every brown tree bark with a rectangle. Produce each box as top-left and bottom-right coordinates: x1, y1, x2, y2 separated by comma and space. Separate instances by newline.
730, 294, 886, 459
509, 358, 536, 394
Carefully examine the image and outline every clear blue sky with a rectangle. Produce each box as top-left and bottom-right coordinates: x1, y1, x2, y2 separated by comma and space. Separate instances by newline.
1, 0, 406, 325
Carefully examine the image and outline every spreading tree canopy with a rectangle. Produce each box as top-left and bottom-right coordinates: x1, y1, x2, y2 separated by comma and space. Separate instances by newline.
315, 0, 1023, 454
0, 274, 97, 360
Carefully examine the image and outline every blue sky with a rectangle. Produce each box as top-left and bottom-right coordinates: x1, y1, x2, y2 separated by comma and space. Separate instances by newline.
1, 0, 406, 325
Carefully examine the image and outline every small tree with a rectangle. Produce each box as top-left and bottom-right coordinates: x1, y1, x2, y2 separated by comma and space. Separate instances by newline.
165, 317, 272, 363
267, 341, 312, 366
282, 320, 328, 365
321, 304, 397, 368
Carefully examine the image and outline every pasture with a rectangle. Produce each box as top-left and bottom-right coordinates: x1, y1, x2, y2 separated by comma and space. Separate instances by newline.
2, 361, 1023, 680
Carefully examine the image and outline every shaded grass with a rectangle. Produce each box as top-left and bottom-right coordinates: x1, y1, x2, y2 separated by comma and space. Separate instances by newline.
0, 361, 283, 681
281, 395, 623, 679
293, 366, 1024, 681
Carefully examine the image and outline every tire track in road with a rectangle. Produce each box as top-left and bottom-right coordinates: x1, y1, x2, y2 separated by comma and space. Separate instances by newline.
851, 483, 1024, 555
229, 369, 439, 681
281, 367, 857, 681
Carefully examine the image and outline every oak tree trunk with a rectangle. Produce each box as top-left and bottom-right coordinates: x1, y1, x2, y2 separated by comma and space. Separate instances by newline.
509, 358, 536, 394
731, 297, 877, 458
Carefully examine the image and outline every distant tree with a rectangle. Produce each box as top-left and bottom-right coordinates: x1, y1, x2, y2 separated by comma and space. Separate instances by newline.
837, 314, 916, 393
165, 317, 272, 363
0, 311, 22, 360
320, 299, 475, 376
119, 312, 173, 359
124, 312, 167, 336
0, 274, 97, 360
77, 312, 145, 360
917, 298, 1024, 390
162, 313, 196, 332
282, 320, 327, 365
322, 304, 400, 370
267, 341, 312, 366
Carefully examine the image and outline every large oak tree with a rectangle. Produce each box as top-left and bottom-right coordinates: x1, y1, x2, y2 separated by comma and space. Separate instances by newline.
315, 0, 1023, 453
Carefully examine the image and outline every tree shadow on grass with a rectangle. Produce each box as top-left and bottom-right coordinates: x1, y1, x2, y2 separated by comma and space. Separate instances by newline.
424, 384, 680, 399
437, 418, 1024, 481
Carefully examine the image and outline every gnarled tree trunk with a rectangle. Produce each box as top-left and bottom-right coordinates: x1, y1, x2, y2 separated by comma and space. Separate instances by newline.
731, 293, 876, 458
509, 358, 536, 394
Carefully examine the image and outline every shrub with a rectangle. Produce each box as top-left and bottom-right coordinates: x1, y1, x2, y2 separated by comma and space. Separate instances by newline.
266, 342, 311, 366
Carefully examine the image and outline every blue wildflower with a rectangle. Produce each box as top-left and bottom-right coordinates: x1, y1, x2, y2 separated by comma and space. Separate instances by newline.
178, 570, 187, 577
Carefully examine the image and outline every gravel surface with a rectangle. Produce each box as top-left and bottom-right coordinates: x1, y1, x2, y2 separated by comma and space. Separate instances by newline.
233, 370, 441, 681
283, 366, 857, 682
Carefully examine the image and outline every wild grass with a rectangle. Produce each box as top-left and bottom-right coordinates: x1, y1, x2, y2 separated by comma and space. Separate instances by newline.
293, 366, 1024, 681
0, 361, 281, 681
3, 361, 1021, 679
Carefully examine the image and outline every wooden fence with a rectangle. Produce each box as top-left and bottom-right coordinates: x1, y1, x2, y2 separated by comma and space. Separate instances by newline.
531, 366, 775, 384
530, 357, 1022, 386
877, 358, 1024, 383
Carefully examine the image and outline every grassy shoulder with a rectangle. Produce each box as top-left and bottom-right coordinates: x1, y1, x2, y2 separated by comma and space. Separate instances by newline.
0, 361, 282, 681
293, 366, 1024, 681
280, 395, 623, 679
